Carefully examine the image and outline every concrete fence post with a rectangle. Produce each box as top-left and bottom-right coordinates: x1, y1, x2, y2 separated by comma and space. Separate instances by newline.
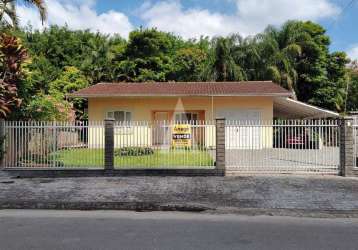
0, 119, 4, 169
339, 117, 354, 176
215, 118, 226, 175
104, 118, 115, 171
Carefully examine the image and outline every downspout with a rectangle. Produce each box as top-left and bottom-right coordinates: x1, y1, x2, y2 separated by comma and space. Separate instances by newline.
211, 96, 214, 121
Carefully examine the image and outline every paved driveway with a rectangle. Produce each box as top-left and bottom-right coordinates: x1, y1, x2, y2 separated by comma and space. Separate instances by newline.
225, 147, 339, 173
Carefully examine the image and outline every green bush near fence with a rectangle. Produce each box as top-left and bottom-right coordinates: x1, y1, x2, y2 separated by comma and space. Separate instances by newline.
114, 147, 154, 157
53, 148, 214, 168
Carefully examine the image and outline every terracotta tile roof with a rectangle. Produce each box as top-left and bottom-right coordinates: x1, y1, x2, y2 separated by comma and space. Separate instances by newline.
70, 81, 292, 97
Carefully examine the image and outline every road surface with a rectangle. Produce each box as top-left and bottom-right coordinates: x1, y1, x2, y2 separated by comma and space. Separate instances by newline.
1, 210, 358, 250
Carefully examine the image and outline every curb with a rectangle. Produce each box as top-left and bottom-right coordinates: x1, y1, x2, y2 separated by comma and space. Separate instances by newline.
0, 202, 211, 212
2, 202, 358, 218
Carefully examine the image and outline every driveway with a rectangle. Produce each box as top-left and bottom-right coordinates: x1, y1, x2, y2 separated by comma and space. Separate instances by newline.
225, 147, 339, 173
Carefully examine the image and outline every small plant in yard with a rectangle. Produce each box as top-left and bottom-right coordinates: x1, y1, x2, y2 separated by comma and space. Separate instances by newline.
114, 147, 154, 157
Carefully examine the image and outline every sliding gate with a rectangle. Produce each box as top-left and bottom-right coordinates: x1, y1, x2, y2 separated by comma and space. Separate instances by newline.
225, 120, 340, 174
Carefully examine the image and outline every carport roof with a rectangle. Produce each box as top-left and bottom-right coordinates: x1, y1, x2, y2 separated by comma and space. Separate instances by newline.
274, 97, 340, 119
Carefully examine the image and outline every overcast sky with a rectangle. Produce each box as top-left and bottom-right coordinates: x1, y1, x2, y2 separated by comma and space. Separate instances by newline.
16, 0, 358, 60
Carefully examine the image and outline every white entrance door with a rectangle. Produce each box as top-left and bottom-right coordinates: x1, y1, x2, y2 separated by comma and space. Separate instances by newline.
217, 109, 261, 149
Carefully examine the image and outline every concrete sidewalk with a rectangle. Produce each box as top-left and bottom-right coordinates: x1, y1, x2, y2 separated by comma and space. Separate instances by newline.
1, 173, 358, 217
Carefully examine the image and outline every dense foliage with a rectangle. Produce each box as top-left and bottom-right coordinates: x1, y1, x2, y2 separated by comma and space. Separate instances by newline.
1, 19, 357, 120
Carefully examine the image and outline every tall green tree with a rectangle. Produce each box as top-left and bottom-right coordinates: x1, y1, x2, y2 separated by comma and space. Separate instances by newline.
114, 28, 181, 82
49, 66, 89, 118
254, 22, 304, 97
312, 52, 349, 112
168, 47, 207, 81
203, 36, 246, 81
294, 21, 332, 104
347, 63, 358, 111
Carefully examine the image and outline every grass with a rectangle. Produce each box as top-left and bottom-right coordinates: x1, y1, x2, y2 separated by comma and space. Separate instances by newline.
53, 148, 215, 169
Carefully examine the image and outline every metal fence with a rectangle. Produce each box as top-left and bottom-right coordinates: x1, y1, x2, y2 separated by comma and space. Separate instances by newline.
353, 119, 358, 168
2, 121, 104, 168
112, 120, 216, 169
0, 119, 341, 174
1, 120, 216, 169
225, 119, 340, 174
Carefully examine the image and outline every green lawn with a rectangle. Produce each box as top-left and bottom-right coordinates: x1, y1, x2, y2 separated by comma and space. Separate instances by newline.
53, 148, 215, 169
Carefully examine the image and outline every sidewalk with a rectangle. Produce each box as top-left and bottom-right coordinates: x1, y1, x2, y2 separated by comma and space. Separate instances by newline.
1, 173, 358, 217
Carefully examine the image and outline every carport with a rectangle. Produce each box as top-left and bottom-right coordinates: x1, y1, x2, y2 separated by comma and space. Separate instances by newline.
273, 97, 340, 119
227, 97, 341, 174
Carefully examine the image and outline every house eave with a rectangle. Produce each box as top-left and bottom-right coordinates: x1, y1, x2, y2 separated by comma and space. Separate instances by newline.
68, 93, 293, 98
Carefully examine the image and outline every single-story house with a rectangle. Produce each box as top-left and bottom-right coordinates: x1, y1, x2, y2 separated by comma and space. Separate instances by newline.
70, 81, 339, 149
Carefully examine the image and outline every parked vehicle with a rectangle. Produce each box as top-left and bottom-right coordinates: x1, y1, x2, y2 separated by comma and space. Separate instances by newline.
287, 134, 306, 148
274, 127, 321, 149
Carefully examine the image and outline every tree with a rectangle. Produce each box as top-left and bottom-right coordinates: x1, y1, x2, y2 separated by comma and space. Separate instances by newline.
49, 66, 89, 118
203, 36, 246, 81
4, 20, 351, 119
169, 47, 207, 81
114, 28, 179, 82
25, 94, 75, 121
294, 21, 331, 104
313, 52, 350, 112
23, 26, 126, 84
49, 66, 89, 94
347, 63, 358, 111
254, 22, 304, 97
0, 0, 46, 27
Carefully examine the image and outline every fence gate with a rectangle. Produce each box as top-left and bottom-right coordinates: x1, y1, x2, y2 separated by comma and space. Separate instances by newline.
225, 119, 340, 174
353, 119, 358, 169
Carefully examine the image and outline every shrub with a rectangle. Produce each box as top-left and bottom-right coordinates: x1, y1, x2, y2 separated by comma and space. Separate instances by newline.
114, 147, 154, 157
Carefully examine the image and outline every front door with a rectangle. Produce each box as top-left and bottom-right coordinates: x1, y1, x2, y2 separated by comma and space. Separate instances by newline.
153, 112, 169, 145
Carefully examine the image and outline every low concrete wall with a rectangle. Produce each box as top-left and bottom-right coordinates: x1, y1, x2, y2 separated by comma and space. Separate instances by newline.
3, 169, 225, 178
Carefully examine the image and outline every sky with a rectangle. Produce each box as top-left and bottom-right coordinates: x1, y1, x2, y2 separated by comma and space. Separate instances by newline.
17, 0, 358, 60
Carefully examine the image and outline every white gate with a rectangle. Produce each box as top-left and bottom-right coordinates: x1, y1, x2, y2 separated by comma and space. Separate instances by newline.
225, 119, 340, 174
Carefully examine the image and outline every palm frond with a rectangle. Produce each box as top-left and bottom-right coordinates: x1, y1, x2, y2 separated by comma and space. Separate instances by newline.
23, 0, 47, 23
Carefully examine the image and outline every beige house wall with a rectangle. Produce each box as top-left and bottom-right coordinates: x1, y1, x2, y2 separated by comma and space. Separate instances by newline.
87, 96, 274, 148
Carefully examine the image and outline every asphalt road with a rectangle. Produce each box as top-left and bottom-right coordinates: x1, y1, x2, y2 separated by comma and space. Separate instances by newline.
1, 210, 358, 250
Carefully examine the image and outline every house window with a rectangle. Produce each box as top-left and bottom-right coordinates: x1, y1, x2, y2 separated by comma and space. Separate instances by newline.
174, 112, 199, 121
107, 111, 132, 122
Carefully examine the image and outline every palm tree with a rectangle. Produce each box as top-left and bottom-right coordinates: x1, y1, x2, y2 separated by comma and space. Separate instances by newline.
0, 0, 46, 27
203, 35, 246, 81
234, 35, 261, 80
255, 22, 304, 98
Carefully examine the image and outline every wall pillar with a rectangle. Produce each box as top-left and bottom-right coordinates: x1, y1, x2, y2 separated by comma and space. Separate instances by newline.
340, 117, 354, 176
215, 118, 226, 175
104, 119, 115, 171
0, 119, 4, 169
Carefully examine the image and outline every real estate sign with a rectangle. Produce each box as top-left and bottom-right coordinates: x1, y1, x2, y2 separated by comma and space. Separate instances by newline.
172, 124, 191, 147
